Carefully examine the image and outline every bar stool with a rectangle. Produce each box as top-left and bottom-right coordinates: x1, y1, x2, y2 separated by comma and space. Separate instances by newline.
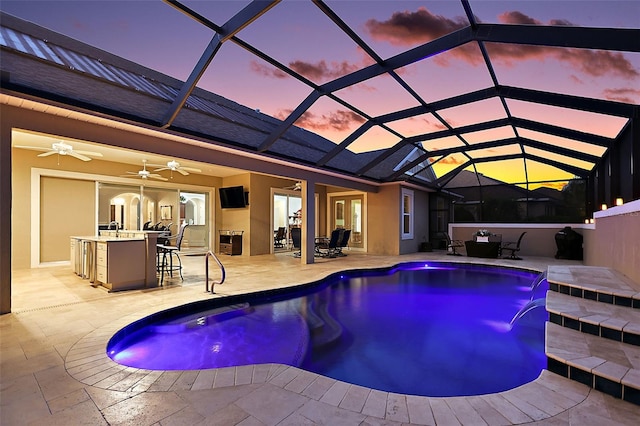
157, 223, 188, 285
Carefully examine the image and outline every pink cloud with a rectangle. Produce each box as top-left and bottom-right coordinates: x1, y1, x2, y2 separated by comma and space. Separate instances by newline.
569, 74, 585, 85
495, 11, 637, 79
480, 43, 639, 79
288, 59, 359, 81
431, 44, 484, 67
498, 11, 542, 25
408, 116, 447, 131
556, 49, 639, 79
251, 58, 366, 83
602, 87, 640, 103
498, 11, 574, 27
364, 7, 468, 46
549, 19, 573, 26
430, 156, 464, 165
251, 46, 377, 85
364, 8, 638, 80
441, 117, 460, 128
289, 48, 378, 83
249, 60, 288, 79
277, 109, 365, 132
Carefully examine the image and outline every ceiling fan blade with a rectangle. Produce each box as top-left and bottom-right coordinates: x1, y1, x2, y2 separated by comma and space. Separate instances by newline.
74, 149, 103, 157
147, 163, 166, 168
37, 151, 57, 157
149, 174, 168, 181
177, 169, 189, 176
152, 167, 169, 172
14, 145, 49, 152
68, 151, 92, 161
181, 166, 202, 173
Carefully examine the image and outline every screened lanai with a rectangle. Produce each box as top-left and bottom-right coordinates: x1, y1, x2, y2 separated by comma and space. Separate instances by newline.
1, 0, 639, 219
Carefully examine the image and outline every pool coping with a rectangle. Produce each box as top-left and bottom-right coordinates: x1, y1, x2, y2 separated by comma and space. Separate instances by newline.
64, 262, 593, 424
65, 304, 591, 424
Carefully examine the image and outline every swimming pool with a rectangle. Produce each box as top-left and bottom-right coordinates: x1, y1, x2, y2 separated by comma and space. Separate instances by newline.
107, 262, 549, 397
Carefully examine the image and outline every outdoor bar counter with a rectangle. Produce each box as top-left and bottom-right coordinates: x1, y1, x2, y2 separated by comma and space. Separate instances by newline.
70, 231, 160, 291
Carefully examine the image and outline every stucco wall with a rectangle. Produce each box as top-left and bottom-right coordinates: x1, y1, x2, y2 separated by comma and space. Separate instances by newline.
367, 185, 400, 255
403, 188, 430, 254
10, 149, 31, 268
584, 201, 640, 283
40, 176, 95, 262
218, 174, 251, 255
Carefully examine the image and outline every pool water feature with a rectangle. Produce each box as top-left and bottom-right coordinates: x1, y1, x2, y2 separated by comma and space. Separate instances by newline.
107, 262, 549, 397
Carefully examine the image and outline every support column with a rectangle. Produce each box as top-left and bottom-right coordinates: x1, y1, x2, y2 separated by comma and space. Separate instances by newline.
585, 175, 595, 219
609, 132, 621, 207
0, 116, 12, 314
632, 110, 640, 201
300, 180, 316, 265
596, 161, 606, 212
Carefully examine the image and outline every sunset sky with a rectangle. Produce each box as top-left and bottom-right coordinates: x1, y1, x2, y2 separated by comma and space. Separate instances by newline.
2, 0, 638, 189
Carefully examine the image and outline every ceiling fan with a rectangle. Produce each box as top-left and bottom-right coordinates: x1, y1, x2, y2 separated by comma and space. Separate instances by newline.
283, 181, 302, 191
15, 141, 103, 162
149, 160, 201, 176
121, 160, 168, 181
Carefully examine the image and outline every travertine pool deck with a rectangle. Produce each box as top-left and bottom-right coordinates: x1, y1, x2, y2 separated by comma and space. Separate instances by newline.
3, 252, 640, 425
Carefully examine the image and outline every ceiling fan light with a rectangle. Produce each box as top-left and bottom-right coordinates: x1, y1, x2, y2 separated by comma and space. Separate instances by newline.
52, 141, 73, 154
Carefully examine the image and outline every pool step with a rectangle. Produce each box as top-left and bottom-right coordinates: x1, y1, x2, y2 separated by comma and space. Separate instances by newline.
547, 266, 640, 308
545, 265, 640, 406
546, 322, 640, 405
150, 303, 252, 333
306, 300, 343, 348
546, 291, 640, 346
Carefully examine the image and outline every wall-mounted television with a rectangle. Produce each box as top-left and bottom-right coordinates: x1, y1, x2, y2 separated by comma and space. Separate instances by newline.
219, 186, 248, 209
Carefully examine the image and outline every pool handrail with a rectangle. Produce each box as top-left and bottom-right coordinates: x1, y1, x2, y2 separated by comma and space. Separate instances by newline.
205, 250, 225, 293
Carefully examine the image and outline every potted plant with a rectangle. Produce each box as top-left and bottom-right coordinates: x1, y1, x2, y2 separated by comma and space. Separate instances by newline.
419, 236, 432, 252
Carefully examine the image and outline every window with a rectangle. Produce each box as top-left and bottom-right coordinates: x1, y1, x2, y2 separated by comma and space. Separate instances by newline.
401, 188, 414, 240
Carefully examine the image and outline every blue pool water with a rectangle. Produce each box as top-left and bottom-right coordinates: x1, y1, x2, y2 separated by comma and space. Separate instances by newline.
107, 262, 549, 397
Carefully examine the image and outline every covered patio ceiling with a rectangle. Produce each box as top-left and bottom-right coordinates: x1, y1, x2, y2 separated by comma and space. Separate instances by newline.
2, 0, 639, 192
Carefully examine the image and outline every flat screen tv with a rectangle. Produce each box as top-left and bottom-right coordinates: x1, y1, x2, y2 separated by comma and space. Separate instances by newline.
219, 186, 247, 208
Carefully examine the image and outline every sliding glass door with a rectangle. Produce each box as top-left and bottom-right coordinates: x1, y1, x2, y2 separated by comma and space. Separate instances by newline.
98, 184, 210, 249
179, 191, 209, 249
98, 183, 145, 230
272, 190, 302, 252
329, 194, 364, 249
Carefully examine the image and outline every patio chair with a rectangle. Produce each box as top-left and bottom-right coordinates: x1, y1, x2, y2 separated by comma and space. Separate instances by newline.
501, 231, 527, 260
315, 228, 341, 258
290, 227, 301, 258
442, 232, 464, 256
334, 229, 351, 256
274, 226, 286, 248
